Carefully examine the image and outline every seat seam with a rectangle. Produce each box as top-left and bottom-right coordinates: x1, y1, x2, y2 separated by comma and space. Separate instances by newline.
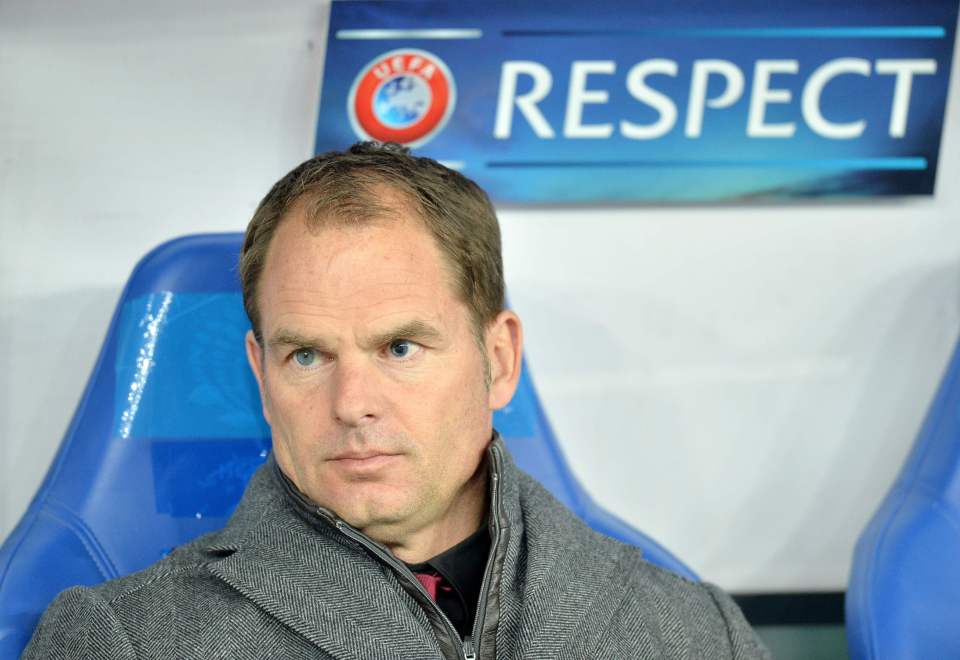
42, 501, 119, 581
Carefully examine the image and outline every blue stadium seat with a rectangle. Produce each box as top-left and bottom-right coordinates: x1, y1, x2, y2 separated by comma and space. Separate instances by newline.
847, 337, 960, 659
0, 233, 696, 657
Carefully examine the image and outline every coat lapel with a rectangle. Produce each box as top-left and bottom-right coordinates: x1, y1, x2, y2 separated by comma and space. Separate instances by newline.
202, 462, 443, 660
510, 537, 634, 658
494, 470, 635, 659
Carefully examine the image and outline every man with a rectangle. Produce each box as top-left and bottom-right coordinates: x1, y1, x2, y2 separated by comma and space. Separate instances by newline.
24, 142, 769, 659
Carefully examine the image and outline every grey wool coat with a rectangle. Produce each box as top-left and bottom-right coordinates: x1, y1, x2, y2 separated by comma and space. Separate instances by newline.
23, 439, 770, 659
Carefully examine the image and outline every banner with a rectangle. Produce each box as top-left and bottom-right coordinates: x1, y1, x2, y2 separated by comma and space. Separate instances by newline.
316, 0, 958, 202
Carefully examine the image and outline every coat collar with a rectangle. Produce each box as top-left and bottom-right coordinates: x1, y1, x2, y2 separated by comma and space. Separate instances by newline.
202, 455, 444, 659
205, 434, 522, 556
201, 437, 516, 659
200, 435, 631, 659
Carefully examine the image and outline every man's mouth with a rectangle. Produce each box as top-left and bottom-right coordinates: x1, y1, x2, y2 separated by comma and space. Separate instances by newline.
328, 451, 402, 472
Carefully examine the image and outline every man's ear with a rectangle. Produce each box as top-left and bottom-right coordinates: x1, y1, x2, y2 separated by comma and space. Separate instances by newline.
485, 310, 523, 410
245, 329, 272, 425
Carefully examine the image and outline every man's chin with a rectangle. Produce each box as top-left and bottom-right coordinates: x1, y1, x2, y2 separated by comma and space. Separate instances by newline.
344, 513, 418, 549
333, 497, 412, 534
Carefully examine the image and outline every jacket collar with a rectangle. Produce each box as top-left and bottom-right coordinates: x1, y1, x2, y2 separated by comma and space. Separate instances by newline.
200, 434, 630, 659
202, 453, 444, 659
206, 434, 521, 555
201, 435, 518, 659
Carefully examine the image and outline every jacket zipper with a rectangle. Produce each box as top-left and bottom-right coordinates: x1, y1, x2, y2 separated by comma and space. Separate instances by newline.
325, 513, 468, 660
467, 442, 504, 660
312, 441, 505, 660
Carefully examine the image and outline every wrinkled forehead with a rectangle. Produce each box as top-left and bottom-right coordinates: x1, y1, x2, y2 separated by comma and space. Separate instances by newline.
259, 197, 459, 311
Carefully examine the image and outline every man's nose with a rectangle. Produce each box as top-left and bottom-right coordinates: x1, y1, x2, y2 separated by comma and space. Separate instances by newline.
329, 356, 379, 427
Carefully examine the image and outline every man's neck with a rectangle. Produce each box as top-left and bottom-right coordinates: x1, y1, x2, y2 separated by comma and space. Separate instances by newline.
377, 464, 489, 564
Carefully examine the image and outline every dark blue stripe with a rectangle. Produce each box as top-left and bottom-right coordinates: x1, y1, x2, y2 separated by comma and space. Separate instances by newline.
486, 158, 928, 171
502, 27, 946, 39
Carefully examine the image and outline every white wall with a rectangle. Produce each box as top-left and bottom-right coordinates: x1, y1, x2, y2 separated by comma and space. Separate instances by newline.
2, 0, 959, 593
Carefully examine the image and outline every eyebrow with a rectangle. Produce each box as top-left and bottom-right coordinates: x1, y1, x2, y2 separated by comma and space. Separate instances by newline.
267, 330, 328, 351
266, 320, 444, 353
361, 320, 444, 350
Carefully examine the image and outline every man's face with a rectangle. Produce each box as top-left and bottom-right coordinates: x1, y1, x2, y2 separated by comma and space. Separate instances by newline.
246, 199, 517, 550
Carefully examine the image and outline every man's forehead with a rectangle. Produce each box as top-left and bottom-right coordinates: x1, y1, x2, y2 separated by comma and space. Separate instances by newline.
261, 199, 457, 296
255, 206, 468, 337
266, 221, 440, 286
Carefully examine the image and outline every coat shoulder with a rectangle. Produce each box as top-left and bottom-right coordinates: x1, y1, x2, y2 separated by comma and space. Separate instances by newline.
65, 529, 227, 606
21, 584, 136, 659
609, 557, 772, 659
22, 530, 248, 660
513, 470, 769, 658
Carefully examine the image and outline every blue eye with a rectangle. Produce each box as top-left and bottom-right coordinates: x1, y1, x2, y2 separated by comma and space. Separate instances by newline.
389, 340, 410, 358
388, 340, 419, 359
293, 348, 317, 367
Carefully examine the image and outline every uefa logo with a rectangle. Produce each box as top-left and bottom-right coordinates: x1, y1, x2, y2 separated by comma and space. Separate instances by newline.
347, 48, 456, 148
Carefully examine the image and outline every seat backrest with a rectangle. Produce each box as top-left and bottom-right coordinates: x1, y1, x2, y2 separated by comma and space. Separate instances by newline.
846, 336, 960, 659
0, 233, 695, 657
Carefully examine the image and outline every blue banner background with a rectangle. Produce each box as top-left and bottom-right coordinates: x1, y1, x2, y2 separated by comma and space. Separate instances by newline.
317, 0, 958, 202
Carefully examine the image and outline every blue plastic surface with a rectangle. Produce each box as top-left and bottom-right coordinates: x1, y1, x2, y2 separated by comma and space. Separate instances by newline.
846, 337, 960, 659
0, 233, 696, 658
